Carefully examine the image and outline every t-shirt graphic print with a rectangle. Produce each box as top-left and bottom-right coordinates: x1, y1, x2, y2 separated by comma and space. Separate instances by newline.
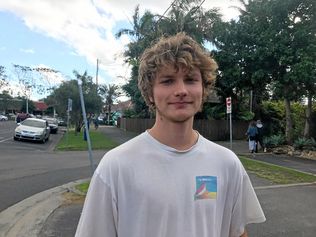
194, 176, 217, 200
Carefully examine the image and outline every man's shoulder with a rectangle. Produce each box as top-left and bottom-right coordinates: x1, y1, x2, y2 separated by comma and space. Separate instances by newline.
106, 132, 147, 156
96, 133, 148, 173
201, 136, 235, 155
199, 136, 241, 167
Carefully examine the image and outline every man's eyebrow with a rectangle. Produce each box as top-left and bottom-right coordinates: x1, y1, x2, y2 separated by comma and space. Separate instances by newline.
157, 74, 174, 78
187, 71, 201, 77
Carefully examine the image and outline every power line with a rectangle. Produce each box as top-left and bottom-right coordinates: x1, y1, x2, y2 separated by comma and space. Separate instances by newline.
156, 0, 178, 24
156, 0, 206, 29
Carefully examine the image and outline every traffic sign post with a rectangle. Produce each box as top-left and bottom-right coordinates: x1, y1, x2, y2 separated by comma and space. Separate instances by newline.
226, 97, 232, 114
226, 97, 233, 150
66, 98, 72, 146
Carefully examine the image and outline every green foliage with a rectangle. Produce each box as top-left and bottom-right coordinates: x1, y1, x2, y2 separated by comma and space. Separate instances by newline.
99, 84, 121, 123
213, 0, 316, 143
291, 102, 305, 138
261, 101, 285, 136
46, 71, 102, 131
122, 108, 140, 118
0, 66, 8, 90
202, 104, 225, 120
236, 111, 255, 121
0, 91, 19, 113
293, 137, 316, 151
20, 98, 35, 113
75, 182, 90, 194
263, 134, 286, 148
259, 101, 316, 141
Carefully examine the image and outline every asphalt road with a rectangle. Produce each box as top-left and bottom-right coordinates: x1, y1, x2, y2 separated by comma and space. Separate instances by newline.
0, 120, 105, 211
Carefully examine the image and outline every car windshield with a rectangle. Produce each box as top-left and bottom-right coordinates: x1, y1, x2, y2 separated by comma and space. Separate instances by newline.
22, 120, 45, 128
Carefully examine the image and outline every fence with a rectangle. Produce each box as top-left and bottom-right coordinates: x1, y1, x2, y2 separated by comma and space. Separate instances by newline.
119, 118, 249, 141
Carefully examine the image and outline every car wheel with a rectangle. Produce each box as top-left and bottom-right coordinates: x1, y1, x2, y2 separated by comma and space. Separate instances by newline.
13, 136, 18, 141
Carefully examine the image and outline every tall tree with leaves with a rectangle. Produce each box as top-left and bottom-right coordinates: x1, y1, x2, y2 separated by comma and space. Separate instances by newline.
99, 84, 121, 123
46, 71, 102, 132
158, 0, 221, 44
214, 0, 316, 143
116, 5, 158, 117
0, 66, 8, 90
254, 0, 316, 143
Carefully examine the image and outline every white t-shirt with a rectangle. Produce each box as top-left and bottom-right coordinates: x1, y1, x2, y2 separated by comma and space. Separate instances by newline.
75, 131, 265, 237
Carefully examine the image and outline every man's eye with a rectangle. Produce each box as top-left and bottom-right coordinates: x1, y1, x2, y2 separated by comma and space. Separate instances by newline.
186, 78, 197, 83
161, 79, 173, 84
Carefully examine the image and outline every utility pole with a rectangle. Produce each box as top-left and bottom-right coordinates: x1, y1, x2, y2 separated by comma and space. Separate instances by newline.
78, 79, 95, 175
96, 59, 99, 86
26, 98, 29, 114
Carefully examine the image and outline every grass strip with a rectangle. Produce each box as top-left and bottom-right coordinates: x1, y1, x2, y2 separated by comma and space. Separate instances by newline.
76, 182, 90, 194
239, 156, 316, 184
56, 130, 118, 151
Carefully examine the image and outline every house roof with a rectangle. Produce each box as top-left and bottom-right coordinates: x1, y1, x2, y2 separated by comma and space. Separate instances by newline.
34, 101, 48, 111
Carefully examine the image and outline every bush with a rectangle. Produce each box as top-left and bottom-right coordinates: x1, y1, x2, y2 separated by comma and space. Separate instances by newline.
293, 137, 316, 151
236, 111, 255, 121
264, 134, 286, 148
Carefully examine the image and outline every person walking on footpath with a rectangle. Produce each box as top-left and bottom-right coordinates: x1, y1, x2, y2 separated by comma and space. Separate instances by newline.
93, 115, 99, 130
255, 119, 266, 152
75, 33, 265, 237
246, 121, 258, 153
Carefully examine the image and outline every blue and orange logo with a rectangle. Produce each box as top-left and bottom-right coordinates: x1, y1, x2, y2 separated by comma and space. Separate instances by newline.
195, 176, 217, 200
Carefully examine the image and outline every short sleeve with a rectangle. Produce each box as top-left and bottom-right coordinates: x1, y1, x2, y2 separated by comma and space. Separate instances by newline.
229, 169, 266, 237
75, 172, 118, 237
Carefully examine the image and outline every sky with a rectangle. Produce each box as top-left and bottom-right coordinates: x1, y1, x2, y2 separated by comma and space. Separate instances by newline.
0, 0, 241, 101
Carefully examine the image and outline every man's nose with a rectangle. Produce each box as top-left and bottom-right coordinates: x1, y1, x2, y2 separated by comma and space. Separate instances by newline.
174, 80, 188, 97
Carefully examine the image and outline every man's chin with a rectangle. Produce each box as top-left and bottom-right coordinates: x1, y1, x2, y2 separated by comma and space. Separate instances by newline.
165, 114, 194, 123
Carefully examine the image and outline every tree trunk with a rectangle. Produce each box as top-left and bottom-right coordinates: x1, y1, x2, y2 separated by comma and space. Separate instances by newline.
303, 94, 312, 138
284, 98, 293, 144
108, 104, 111, 124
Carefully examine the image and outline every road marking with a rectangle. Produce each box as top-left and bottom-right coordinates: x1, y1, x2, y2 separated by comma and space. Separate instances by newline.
0, 137, 12, 143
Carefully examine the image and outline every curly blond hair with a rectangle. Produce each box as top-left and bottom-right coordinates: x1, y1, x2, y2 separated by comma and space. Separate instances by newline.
138, 32, 218, 111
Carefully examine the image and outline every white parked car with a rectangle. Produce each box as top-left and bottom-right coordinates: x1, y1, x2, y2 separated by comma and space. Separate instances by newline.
0, 115, 8, 121
14, 118, 50, 143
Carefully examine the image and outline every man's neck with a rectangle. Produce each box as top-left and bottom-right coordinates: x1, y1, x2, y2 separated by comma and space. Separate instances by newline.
148, 116, 198, 151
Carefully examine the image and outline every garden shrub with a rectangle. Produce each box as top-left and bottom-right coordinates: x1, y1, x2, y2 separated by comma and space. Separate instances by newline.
264, 134, 286, 148
293, 137, 316, 151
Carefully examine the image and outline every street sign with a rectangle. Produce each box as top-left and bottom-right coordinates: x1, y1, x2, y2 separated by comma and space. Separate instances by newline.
68, 98, 73, 112
226, 97, 232, 114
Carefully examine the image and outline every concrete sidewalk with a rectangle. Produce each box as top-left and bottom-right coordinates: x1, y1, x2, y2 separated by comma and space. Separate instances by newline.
1, 126, 315, 237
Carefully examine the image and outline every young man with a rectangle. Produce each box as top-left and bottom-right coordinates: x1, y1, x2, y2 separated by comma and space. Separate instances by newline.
75, 33, 265, 237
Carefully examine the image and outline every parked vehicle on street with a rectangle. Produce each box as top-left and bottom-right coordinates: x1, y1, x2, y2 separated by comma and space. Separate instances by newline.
57, 117, 67, 126
44, 117, 59, 134
0, 115, 8, 121
16, 113, 31, 123
14, 118, 50, 143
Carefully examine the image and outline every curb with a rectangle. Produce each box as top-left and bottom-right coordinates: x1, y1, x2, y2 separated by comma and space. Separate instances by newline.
0, 179, 89, 237
255, 181, 316, 190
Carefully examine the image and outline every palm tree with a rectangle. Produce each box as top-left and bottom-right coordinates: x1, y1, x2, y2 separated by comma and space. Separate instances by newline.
99, 84, 121, 124
116, 5, 158, 64
157, 0, 221, 44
